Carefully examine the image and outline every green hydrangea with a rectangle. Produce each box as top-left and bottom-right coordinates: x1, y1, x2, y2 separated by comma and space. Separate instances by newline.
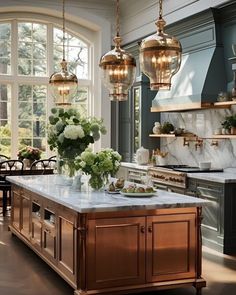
75, 148, 122, 190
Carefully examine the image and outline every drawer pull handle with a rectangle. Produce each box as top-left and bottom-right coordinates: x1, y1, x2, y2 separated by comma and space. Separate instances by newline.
140, 226, 145, 233
148, 226, 152, 233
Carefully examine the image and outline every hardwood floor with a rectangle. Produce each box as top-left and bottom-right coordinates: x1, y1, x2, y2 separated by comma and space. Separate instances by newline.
1, 213, 236, 295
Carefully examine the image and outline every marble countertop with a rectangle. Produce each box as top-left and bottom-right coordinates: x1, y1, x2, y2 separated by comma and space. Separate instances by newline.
121, 162, 236, 183
7, 175, 207, 213
187, 168, 236, 183
121, 162, 150, 171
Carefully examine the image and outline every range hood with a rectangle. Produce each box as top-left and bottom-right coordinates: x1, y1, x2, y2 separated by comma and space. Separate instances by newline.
151, 9, 227, 112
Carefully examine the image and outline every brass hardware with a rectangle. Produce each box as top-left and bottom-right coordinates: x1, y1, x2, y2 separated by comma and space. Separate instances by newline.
195, 139, 203, 150
211, 140, 219, 147
140, 226, 145, 233
183, 138, 190, 146
148, 226, 152, 233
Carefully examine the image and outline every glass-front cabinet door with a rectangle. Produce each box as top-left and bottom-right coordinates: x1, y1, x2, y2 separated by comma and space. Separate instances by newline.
117, 80, 158, 162
132, 86, 141, 161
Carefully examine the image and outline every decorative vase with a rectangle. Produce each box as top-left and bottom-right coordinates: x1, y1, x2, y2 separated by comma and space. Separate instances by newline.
89, 174, 106, 191
152, 122, 161, 134
231, 127, 236, 135
72, 172, 83, 190
59, 158, 77, 185
23, 158, 34, 168
155, 155, 167, 166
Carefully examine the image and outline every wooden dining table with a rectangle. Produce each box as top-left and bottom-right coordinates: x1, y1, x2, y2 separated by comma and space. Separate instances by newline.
0, 167, 54, 216
0, 168, 54, 176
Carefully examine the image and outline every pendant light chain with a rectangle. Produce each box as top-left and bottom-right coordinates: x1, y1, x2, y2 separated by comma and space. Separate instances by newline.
62, 0, 65, 60
116, 0, 120, 37
159, 0, 163, 19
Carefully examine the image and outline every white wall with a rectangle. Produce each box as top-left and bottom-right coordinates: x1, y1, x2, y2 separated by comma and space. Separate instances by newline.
120, 0, 232, 44
0, 0, 115, 149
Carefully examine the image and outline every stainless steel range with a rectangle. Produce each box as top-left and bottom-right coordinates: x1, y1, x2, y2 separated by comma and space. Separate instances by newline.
148, 165, 223, 194
148, 165, 187, 193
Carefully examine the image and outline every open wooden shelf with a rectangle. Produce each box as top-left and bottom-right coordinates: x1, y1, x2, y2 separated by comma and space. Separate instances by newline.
149, 134, 175, 138
213, 101, 236, 107
149, 133, 197, 138
212, 134, 236, 139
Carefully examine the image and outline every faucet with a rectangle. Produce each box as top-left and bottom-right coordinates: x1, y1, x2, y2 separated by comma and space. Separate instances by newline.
195, 139, 203, 150
183, 138, 190, 147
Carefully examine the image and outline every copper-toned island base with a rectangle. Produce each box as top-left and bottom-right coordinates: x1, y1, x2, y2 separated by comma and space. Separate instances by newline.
9, 185, 206, 295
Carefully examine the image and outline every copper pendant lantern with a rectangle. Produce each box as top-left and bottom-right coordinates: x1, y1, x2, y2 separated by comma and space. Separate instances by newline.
139, 0, 182, 91
49, 0, 78, 106
99, 0, 136, 101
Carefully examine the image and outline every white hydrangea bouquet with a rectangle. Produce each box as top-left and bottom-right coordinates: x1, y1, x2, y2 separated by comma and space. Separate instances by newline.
47, 108, 106, 177
75, 148, 122, 190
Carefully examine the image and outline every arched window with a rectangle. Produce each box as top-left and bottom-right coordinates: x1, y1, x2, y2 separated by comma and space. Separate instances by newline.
0, 20, 91, 158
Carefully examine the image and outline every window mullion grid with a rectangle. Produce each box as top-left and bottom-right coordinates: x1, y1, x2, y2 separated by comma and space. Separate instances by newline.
47, 23, 54, 156
11, 19, 18, 158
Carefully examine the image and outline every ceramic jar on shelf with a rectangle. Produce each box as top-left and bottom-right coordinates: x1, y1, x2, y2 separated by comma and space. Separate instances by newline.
152, 122, 162, 134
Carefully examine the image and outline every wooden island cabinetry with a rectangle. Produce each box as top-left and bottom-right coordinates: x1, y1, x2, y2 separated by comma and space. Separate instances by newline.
8, 175, 207, 295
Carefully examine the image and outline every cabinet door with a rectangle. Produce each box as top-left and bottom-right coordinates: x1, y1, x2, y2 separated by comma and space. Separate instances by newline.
58, 208, 77, 283
42, 200, 57, 263
87, 217, 146, 290
11, 189, 21, 231
21, 193, 30, 239
31, 197, 42, 250
146, 213, 196, 282
42, 224, 56, 263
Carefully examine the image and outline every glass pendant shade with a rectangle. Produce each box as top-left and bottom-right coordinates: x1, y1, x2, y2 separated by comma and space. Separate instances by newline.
49, 60, 78, 106
140, 16, 182, 91
100, 36, 136, 101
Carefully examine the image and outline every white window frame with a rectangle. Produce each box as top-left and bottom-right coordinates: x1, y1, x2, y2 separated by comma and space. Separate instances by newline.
0, 18, 92, 158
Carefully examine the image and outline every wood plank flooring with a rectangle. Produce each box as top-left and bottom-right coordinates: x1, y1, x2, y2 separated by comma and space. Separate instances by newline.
1, 214, 236, 295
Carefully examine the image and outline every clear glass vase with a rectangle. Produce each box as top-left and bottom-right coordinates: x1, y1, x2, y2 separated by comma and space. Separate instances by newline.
59, 158, 76, 185
89, 174, 105, 191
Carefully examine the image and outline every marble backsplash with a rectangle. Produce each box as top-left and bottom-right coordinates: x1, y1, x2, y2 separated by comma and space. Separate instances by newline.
160, 106, 236, 168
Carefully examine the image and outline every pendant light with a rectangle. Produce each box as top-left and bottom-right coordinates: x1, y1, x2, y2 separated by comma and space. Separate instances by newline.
139, 0, 182, 91
99, 0, 136, 101
49, 0, 78, 106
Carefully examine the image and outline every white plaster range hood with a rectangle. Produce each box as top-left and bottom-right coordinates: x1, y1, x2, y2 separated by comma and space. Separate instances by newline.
151, 8, 227, 112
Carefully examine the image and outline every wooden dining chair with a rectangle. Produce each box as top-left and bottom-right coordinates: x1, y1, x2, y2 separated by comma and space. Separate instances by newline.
0, 154, 10, 161
30, 159, 56, 174
48, 155, 57, 160
0, 159, 24, 216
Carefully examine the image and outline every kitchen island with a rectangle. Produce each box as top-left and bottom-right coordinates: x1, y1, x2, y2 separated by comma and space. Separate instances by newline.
7, 175, 207, 295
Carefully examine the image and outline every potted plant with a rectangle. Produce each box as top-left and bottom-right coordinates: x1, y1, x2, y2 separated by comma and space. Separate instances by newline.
18, 146, 42, 167
222, 115, 236, 135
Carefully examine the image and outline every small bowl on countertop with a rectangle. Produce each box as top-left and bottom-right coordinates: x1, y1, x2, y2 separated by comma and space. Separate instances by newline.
199, 162, 211, 171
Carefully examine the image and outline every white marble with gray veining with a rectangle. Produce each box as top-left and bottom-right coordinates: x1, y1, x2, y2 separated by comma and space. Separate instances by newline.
186, 168, 236, 183
121, 162, 150, 171
6, 175, 207, 213
160, 106, 236, 169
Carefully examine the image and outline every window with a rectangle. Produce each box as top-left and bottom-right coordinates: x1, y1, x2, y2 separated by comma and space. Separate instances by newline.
0, 20, 91, 158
